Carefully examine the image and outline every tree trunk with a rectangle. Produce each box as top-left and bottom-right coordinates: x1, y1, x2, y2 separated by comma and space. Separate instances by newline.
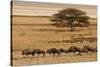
69, 20, 77, 31
70, 26, 74, 31
70, 23, 75, 31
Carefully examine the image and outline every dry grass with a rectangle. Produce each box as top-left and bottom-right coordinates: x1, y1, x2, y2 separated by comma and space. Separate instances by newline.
12, 16, 97, 66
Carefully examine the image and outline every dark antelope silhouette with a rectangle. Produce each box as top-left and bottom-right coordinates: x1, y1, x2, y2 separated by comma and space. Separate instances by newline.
22, 48, 45, 57
46, 48, 60, 56
81, 46, 97, 54
33, 49, 45, 57
67, 46, 81, 55
59, 48, 66, 53
93, 47, 97, 52
22, 48, 34, 56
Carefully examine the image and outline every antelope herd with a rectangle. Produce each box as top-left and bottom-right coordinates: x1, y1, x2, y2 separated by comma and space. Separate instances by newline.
22, 46, 97, 57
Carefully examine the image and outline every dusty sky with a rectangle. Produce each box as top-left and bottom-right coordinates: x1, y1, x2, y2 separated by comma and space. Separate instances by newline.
12, 1, 97, 18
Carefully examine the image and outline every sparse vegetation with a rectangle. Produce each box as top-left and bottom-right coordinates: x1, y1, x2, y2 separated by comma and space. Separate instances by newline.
12, 16, 97, 66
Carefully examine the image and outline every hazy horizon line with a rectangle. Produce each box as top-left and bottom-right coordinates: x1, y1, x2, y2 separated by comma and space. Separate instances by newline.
12, 15, 97, 19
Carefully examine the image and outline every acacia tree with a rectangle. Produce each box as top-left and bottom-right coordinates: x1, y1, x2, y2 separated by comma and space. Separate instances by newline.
50, 8, 90, 31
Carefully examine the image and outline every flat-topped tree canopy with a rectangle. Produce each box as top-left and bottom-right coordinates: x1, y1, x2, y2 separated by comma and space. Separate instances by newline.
50, 8, 90, 31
